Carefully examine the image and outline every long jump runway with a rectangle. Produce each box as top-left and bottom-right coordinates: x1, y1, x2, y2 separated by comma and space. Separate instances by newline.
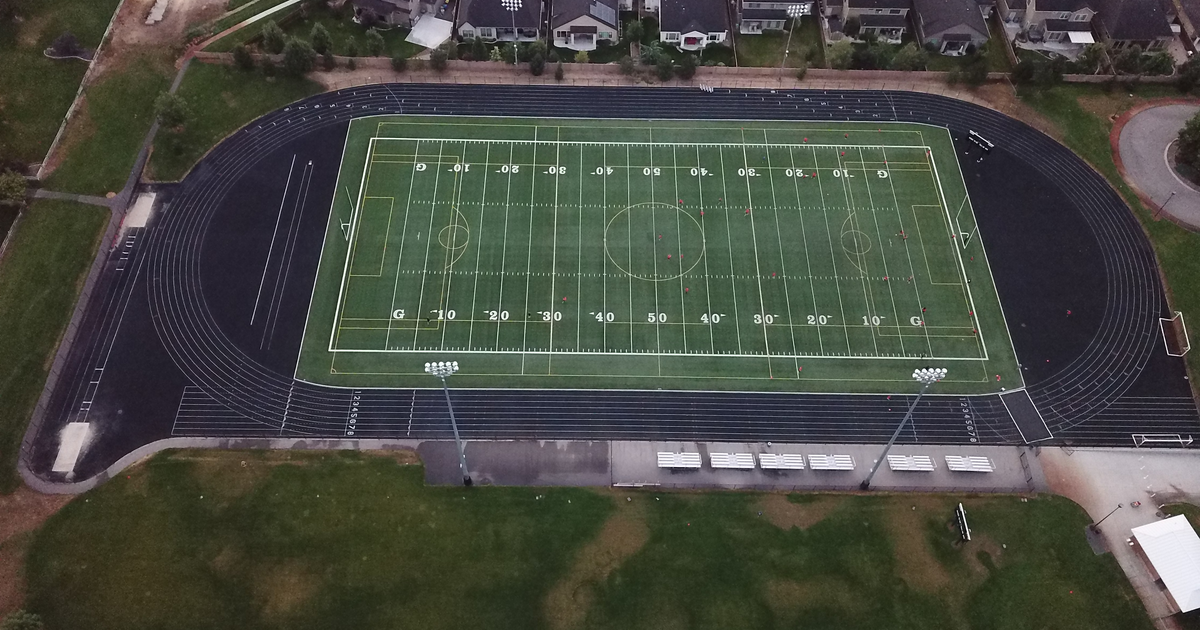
21, 85, 1200, 483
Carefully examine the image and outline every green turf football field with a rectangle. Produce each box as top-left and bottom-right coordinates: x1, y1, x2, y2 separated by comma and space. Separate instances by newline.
295, 116, 1022, 394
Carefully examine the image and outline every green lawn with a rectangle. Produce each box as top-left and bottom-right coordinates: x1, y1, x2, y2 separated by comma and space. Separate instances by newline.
1017, 84, 1200, 391
0, 200, 108, 494
0, 0, 122, 165
735, 19, 824, 69
297, 116, 1020, 393
149, 62, 322, 182
270, 3, 424, 58
19, 449, 1153, 630
44, 53, 173, 196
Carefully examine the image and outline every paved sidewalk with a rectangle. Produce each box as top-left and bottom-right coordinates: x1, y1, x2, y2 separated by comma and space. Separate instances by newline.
32, 189, 115, 208
1114, 101, 1200, 231
1041, 448, 1200, 629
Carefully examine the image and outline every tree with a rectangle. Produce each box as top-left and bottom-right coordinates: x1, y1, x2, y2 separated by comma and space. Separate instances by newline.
0, 170, 25, 207
365, 27, 385, 56
842, 16, 860, 38
51, 31, 81, 56
261, 55, 277, 77
391, 53, 407, 71
1112, 44, 1142, 74
619, 55, 635, 74
1033, 56, 1065, 84
1177, 110, 1200, 172
500, 42, 517, 63
470, 36, 487, 61
1178, 56, 1200, 92
677, 52, 697, 79
232, 44, 255, 70
154, 92, 190, 130
440, 40, 458, 60
430, 48, 449, 72
795, 60, 808, 80
0, 611, 43, 630
1076, 42, 1107, 74
260, 20, 285, 54
489, 46, 504, 61
1012, 59, 1036, 83
852, 41, 892, 69
827, 40, 853, 69
282, 37, 316, 75
655, 54, 673, 81
310, 23, 331, 55
322, 49, 336, 70
555, 60, 565, 80
529, 52, 546, 75
574, 50, 589, 64
346, 37, 359, 58
890, 42, 926, 71
961, 53, 989, 86
640, 40, 663, 65
1143, 51, 1173, 76
526, 40, 547, 62
625, 19, 644, 42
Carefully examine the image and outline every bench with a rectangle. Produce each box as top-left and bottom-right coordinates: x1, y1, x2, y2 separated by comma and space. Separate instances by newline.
710, 453, 756, 469
944, 455, 995, 473
759, 453, 805, 470
808, 454, 855, 471
657, 452, 702, 469
887, 454, 936, 472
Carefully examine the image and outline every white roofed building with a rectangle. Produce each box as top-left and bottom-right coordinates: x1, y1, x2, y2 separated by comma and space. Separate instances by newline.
1131, 515, 1200, 613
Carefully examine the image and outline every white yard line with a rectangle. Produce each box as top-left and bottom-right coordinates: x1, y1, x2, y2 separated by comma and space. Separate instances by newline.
811, 145, 851, 356
857, 146, 905, 356
762, 131, 800, 374
494, 143, 516, 352
672, 145, 688, 354
410, 141, 446, 347
882, 146, 935, 356
717, 148, 744, 355
438, 142, 470, 351
695, 145, 716, 354
787, 146, 825, 355
520, 133, 541, 371
740, 131, 773, 371
547, 138, 562, 371
466, 142, 492, 350
835, 147, 880, 356
384, 139, 423, 350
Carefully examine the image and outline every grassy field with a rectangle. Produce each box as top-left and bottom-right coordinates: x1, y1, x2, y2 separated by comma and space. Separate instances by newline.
0, 201, 108, 494
735, 19, 824, 69
44, 53, 173, 195
1016, 84, 1200, 390
278, 3, 424, 58
149, 62, 322, 181
0, 0, 122, 165
17, 449, 1152, 630
298, 116, 1019, 392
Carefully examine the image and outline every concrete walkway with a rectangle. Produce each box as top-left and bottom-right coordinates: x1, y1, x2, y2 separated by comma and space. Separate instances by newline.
1115, 102, 1200, 231
32, 189, 115, 208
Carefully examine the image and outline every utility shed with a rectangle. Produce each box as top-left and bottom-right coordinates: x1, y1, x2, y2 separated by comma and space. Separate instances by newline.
1131, 515, 1200, 613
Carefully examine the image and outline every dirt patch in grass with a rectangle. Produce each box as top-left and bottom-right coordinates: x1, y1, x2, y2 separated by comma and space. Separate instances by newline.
766, 577, 858, 614
965, 534, 1005, 576
544, 494, 649, 630
252, 559, 321, 621
0, 487, 72, 615
17, 13, 55, 48
758, 493, 844, 530
884, 497, 952, 592
363, 448, 421, 466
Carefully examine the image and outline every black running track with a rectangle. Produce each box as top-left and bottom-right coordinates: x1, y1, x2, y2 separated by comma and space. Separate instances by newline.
22, 85, 1200, 482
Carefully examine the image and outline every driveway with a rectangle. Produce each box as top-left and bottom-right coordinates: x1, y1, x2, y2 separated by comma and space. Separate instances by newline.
1116, 103, 1200, 231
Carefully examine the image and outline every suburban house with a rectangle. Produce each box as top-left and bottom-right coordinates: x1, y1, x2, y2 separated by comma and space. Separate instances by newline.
350, 0, 440, 27
996, 0, 1096, 50
738, 0, 814, 34
1093, 0, 1174, 48
659, 0, 729, 49
913, 0, 991, 52
825, 0, 912, 42
552, 0, 620, 50
1174, 0, 1200, 49
456, 0, 543, 41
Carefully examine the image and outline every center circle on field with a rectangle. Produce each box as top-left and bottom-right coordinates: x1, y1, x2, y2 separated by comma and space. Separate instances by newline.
840, 229, 872, 257
439, 223, 470, 250
604, 202, 706, 282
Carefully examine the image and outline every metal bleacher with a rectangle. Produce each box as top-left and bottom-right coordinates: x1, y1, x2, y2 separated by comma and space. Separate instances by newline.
759, 453, 805, 470
944, 455, 995, 473
886, 454, 936, 472
657, 452, 702, 469
710, 453, 756, 469
807, 454, 855, 471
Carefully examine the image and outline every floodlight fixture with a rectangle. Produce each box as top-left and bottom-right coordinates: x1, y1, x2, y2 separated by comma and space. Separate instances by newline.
860, 367, 948, 490
425, 359, 471, 486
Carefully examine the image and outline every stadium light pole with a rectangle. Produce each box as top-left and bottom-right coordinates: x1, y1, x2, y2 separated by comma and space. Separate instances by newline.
425, 361, 472, 486
860, 367, 947, 490
780, 4, 808, 74
501, 0, 522, 65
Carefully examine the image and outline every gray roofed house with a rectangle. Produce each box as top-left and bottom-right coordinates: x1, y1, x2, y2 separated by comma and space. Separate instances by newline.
659, 0, 730, 49
738, 0, 813, 34
1094, 0, 1174, 47
829, 0, 911, 42
457, 0, 543, 41
1175, 0, 1200, 47
552, 0, 620, 50
913, 0, 991, 53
